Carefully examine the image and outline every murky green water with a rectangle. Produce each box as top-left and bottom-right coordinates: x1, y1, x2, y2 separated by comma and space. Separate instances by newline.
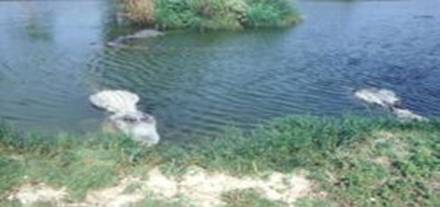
1, 0, 440, 140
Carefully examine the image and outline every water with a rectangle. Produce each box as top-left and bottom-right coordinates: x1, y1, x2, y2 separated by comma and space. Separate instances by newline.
1, 0, 439, 140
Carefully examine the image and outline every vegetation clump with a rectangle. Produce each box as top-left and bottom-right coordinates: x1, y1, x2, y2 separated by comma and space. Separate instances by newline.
0, 116, 439, 206
121, 0, 300, 30
121, 0, 156, 25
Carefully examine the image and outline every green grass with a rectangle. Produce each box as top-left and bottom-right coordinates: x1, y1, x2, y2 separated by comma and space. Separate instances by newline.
245, 0, 300, 27
221, 188, 283, 207
124, 0, 301, 30
0, 116, 439, 206
133, 196, 191, 207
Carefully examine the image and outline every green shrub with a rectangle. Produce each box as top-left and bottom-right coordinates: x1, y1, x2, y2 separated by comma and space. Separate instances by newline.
123, 0, 300, 30
246, 0, 299, 27
154, 0, 198, 29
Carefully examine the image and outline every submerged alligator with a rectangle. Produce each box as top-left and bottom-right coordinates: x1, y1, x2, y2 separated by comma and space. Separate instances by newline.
355, 88, 428, 121
89, 90, 160, 145
107, 29, 163, 47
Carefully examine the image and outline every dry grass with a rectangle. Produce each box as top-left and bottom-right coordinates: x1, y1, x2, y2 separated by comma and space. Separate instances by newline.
121, 0, 155, 25
6, 167, 311, 207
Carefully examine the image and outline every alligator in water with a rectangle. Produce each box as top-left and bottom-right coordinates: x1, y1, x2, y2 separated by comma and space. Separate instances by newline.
107, 29, 163, 47
89, 90, 160, 145
354, 88, 428, 121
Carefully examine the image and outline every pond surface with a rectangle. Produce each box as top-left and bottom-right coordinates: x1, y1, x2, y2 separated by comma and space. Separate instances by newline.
1, 0, 440, 140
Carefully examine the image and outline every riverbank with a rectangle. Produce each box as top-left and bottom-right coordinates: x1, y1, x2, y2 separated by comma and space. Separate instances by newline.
120, 0, 301, 30
0, 116, 438, 206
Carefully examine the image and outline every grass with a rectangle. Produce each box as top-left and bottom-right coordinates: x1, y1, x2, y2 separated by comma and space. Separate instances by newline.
0, 116, 439, 206
133, 196, 190, 207
121, 0, 301, 30
221, 189, 283, 207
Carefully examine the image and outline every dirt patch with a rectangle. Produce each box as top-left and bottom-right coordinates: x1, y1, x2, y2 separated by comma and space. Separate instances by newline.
144, 167, 178, 198
429, 173, 440, 192
82, 177, 145, 207
372, 156, 392, 169
373, 131, 396, 140
9, 167, 312, 207
145, 166, 312, 207
8, 183, 67, 205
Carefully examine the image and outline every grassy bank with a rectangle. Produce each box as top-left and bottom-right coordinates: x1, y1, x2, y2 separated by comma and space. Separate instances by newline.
121, 0, 301, 30
0, 117, 439, 206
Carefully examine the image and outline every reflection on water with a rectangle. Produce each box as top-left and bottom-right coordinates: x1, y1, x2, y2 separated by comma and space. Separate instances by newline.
0, 0, 440, 140
0, 1, 111, 134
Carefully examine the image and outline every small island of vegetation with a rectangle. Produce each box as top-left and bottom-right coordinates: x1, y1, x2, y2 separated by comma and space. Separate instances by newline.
120, 0, 301, 30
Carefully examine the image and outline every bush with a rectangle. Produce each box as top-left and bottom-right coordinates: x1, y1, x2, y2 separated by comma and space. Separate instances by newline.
122, 0, 300, 30
121, 0, 155, 25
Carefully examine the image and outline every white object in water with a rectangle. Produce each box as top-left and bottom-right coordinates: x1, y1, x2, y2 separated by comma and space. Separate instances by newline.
129, 29, 163, 39
355, 88, 428, 122
89, 90, 160, 145
107, 29, 163, 47
354, 88, 400, 108
89, 90, 140, 113
392, 108, 428, 122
